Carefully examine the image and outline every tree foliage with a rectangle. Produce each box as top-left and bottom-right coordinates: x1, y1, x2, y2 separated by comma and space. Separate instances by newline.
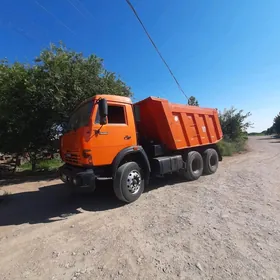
264, 126, 275, 135
31, 43, 131, 127
0, 42, 132, 169
273, 113, 280, 134
187, 96, 199, 106
219, 107, 252, 141
263, 112, 280, 135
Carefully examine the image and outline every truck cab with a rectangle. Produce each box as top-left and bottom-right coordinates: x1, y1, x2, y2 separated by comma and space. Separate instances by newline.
59, 94, 222, 203
61, 95, 137, 167
59, 95, 151, 201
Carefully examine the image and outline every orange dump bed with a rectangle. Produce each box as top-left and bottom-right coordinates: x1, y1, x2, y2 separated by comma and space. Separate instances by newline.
135, 97, 223, 151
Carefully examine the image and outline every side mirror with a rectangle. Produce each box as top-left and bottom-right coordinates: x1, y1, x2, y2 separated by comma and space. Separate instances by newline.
98, 98, 108, 125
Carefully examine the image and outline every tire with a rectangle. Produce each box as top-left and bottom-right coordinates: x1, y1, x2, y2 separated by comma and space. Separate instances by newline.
113, 162, 144, 203
181, 151, 203, 181
203, 148, 219, 175
64, 181, 78, 195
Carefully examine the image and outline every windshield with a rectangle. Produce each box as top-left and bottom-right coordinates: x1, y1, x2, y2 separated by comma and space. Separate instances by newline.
67, 101, 94, 131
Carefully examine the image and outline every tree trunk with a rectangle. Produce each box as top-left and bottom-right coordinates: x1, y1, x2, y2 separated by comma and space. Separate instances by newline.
28, 152, 37, 172
12, 154, 20, 173
31, 161, 36, 172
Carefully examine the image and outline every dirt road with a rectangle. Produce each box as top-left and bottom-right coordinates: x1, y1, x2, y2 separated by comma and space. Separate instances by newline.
0, 137, 279, 280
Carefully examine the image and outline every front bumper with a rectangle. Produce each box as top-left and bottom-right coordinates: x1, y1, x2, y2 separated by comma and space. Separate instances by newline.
59, 164, 96, 189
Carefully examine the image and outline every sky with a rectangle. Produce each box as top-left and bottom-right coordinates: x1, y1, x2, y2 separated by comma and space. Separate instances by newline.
1, 0, 280, 132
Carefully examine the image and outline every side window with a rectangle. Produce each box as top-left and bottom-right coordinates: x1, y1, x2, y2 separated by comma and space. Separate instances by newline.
94, 105, 126, 124
108, 106, 126, 124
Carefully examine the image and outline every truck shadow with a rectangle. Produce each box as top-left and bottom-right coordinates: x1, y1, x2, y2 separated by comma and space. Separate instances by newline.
0, 182, 119, 227
257, 137, 274, 141
257, 136, 280, 141
0, 175, 185, 227
0, 170, 58, 187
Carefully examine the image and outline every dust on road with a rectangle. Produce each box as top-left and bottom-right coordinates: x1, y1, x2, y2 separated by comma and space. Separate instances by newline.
0, 137, 279, 280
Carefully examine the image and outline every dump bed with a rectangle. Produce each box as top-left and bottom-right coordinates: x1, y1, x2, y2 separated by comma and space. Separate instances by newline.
135, 97, 223, 151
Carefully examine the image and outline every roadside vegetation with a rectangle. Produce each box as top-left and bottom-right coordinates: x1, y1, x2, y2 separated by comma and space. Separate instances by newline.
19, 158, 62, 172
247, 132, 265, 136
218, 107, 252, 156
0, 42, 132, 174
263, 112, 280, 136
217, 138, 247, 156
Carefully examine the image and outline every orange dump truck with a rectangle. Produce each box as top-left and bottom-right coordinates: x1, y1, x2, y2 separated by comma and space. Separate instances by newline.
59, 95, 223, 203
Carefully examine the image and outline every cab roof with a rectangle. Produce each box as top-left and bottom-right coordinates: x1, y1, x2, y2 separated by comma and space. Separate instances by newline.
74, 94, 132, 112
87, 94, 132, 105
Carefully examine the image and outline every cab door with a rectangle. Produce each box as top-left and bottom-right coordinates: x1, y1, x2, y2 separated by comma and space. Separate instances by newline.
90, 102, 137, 166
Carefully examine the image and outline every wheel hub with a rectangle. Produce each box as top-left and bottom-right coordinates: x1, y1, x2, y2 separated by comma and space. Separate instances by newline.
127, 170, 141, 194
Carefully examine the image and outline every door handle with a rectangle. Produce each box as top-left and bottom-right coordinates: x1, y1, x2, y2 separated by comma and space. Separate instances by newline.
124, 135, 131, 140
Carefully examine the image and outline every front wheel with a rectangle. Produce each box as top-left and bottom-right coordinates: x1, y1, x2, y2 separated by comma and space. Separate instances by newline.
113, 162, 144, 203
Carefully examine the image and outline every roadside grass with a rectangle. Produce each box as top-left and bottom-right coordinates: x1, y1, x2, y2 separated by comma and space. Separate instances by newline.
218, 138, 247, 156
20, 158, 63, 172
248, 132, 265, 136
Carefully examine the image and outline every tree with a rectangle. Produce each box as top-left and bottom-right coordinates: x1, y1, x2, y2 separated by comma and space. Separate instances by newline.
219, 107, 252, 141
187, 96, 199, 106
273, 113, 280, 134
0, 42, 132, 170
264, 125, 275, 135
33, 42, 132, 126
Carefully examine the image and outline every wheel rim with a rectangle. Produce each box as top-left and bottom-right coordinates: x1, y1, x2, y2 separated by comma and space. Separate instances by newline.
127, 170, 141, 194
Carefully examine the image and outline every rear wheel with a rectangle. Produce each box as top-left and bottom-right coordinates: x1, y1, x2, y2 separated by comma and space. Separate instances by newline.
113, 162, 144, 203
181, 151, 203, 181
203, 148, 219, 175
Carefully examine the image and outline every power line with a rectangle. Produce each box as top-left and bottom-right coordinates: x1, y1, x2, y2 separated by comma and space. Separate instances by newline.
125, 0, 188, 100
35, 1, 75, 35
66, 0, 88, 20
75, 0, 95, 20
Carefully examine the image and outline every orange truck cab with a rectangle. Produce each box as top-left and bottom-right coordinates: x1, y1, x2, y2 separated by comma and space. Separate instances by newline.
59, 94, 223, 203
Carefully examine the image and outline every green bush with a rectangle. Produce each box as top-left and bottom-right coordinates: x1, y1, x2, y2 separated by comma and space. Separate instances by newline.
217, 138, 247, 156
219, 107, 252, 142
217, 140, 234, 156
20, 158, 62, 172
218, 107, 251, 156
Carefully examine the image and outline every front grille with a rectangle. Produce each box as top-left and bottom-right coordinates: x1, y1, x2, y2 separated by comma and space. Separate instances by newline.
65, 152, 81, 165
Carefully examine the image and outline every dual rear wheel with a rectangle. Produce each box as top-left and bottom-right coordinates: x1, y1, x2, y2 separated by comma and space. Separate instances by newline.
181, 148, 219, 181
